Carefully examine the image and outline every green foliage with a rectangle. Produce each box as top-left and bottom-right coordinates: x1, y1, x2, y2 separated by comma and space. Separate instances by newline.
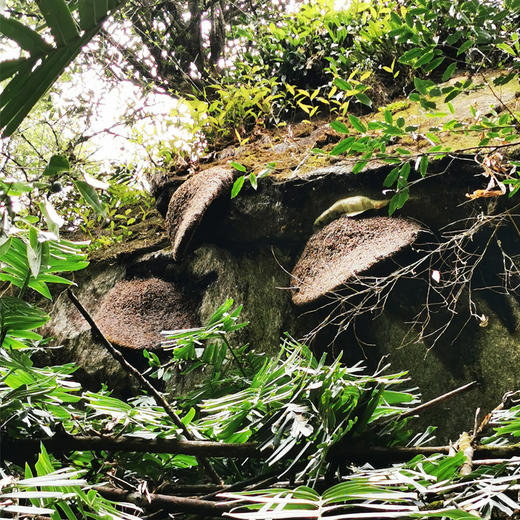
0, 445, 140, 519
71, 180, 155, 251
2, 2, 520, 518
230, 162, 276, 199
196, 338, 418, 483
0, 0, 127, 136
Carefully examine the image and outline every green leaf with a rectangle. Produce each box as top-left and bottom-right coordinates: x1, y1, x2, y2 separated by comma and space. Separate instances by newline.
352, 159, 369, 174
398, 47, 423, 64
457, 39, 473, 55
355, 92, 372, 106
384, 110, 393, 125
330, 120, 349, 134
249, 172, 258, 190
398, 161, 411, 187
414, 49, 434, 68
330, 137, 355, 156
333, 78, 352, 91
442, 62, 457, 81
414, 77, 430, 95
1, 44, 83, 136
73, 180, 106, 215
0, 58, 32, 82
0, 15, 53, 55
497, 42, 517, 56
383, 167, 400, 187
0, 10, 110, 136
36, 0, 80, 46
78, 0, 119, 30
444, 88, 460, 103
231, 161, 246, 172
0, 236, 11, 257
257, 162, 275, 179
349, 114, 366, 133
27, 228, 42, 278
231, 176, 245, 198
389, 189, 409, 215
419, 155, 428, 177
39, 199, 64, 237
43, 154, 70, 176
0, 297, 49, 332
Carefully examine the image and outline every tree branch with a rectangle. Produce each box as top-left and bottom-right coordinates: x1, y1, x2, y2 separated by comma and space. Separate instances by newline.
94, 485, 231, 515
6, 432, 520, 467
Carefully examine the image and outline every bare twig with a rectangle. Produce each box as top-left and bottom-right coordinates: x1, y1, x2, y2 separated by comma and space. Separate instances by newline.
399, 381, 477, 419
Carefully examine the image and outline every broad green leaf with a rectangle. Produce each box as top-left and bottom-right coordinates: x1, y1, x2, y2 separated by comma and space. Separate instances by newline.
414, 49, 434, 68
330, 120, 349, 134
389, 190, 408, 215
457, 39, 473, 55
0, 236, 11, 257
0, 297, 49, 332
383, 167, 400, 187
1, 45, 81, 136
442, 62, 457, 81
352, 159, 369, 174
73, 180, 106, 214
27, 228, 42, 278
231, 176, 245, 198
231, 161, 246, 172
36, 0, 80, 46
419, 155, 428, 177
355, 92, 372, 106
249, 172, 258, 190
0, 16, 108, 136
349, 114, 366, 133
330, 137, 355, 156
78, 0, 121, 30
398, 47, 423, 64
0, 58, 33, 82
333, 77, 352, 91
497, 42, 517, 56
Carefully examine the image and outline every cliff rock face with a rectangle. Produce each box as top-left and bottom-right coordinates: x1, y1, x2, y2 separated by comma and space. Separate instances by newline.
44, 138, 520, 441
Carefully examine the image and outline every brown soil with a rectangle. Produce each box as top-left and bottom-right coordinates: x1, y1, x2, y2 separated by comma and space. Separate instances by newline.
166, 166, 233, 260
291, 216, 421, 306
94, 277, 198, 349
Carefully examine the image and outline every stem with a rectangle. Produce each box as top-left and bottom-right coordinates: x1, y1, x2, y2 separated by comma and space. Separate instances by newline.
222, 335, 247, 378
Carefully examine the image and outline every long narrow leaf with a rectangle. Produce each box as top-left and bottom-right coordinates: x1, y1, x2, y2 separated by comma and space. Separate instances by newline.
36, 0, 80, 45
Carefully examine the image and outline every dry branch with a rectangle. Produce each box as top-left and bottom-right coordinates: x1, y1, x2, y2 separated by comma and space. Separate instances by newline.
94, 485, 231, 515
6, 433, 520, 466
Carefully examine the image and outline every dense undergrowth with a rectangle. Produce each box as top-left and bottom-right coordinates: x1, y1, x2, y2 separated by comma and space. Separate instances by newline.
1, 0, 520, 518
